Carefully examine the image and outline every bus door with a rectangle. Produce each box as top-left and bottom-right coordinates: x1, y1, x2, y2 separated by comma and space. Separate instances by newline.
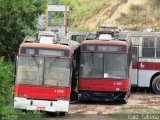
131, 46, 139, 86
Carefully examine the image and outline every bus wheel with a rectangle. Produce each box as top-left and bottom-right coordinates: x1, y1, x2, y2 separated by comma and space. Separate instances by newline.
59, 112, 65, 116
122, 98, 128, 104
152, 75, 160, 94
119, 97, 128, 104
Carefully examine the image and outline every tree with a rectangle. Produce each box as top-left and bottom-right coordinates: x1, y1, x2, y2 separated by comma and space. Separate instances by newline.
0, 0, 46, 60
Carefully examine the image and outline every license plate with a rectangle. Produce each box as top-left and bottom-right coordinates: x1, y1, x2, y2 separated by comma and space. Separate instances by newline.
37, 106, 45, 110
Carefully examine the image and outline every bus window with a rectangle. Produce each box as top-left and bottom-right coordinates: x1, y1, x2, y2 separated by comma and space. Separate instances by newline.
104, 53, 128, 79
156, 38, 160, 57
132, 47, 138, 66
79, 53, 103, 78
16, 56, 44, 85
44, 58, 70, 87
130, 37, 143, 46
142, 37, 155, 57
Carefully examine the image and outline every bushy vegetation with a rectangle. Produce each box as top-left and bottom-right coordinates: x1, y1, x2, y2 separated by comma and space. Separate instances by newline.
0, 0, 46, 60
0, 57, 14, 115
0, 0, 46, 119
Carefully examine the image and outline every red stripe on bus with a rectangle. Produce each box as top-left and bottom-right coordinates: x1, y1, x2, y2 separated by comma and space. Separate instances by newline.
14, 84, 71, 101
78, 78, 129, 92
132, 62, 160, 70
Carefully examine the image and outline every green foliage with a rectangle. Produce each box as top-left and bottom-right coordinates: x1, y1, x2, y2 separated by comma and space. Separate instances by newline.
1, 107, 43, 120
72, 0, 111, 25
58, 0, 111, 29
59, 0, 76, 11
0, 0, 46, 60
0, 106, 17, 116
16, 111, 43, 120
49, 12, 64, 25
48, 0, 59, 5
0, 57, 14, 114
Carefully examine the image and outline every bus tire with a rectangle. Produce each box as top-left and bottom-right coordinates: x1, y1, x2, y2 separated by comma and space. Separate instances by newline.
59, 112, 65, 116
122, 98, 128, 104
152, 75, 160, 94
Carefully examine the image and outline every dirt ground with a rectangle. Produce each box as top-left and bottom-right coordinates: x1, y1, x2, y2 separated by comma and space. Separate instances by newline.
69, 93, 160, 114
45, 89, 160, 120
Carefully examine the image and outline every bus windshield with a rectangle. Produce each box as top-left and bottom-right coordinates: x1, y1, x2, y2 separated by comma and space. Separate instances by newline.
16, 56, 71, 87
79, 53, 128, 79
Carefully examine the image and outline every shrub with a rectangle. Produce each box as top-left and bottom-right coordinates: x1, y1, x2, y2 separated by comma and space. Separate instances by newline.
0, 57, 15, 119
0, 57, 14, 113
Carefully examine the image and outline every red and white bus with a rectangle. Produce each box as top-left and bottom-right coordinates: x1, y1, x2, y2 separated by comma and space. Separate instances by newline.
14, 31, 79, 115
129, 31, 160, 94
78, 28, 132, 103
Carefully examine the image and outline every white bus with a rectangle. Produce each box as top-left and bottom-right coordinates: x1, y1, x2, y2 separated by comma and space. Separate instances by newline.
129, 31, 160, 94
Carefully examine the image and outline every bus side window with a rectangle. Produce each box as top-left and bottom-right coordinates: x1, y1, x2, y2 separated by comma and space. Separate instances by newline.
142, 37, 155, 57
156, 38, 160, 57
132, 47, 138, 66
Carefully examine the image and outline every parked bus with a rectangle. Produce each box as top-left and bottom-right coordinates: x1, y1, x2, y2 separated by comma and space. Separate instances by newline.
14, 31, 80, 115
78, 27, 132, 103
129, 31, 160, 94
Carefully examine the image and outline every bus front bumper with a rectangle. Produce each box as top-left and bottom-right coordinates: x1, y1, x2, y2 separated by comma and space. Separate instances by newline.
14, 97, 69, 112
78, 91, 127, 101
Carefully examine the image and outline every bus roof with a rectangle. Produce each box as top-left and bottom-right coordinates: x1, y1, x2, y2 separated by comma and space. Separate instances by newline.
85, 31, 130, 42
21, 31, 80, 51
20, 43, 72, 51
123, 31, 160, 37
81, 40, 127, 46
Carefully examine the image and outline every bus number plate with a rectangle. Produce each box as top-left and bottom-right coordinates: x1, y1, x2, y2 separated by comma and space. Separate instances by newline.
54, 90, 64, 93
